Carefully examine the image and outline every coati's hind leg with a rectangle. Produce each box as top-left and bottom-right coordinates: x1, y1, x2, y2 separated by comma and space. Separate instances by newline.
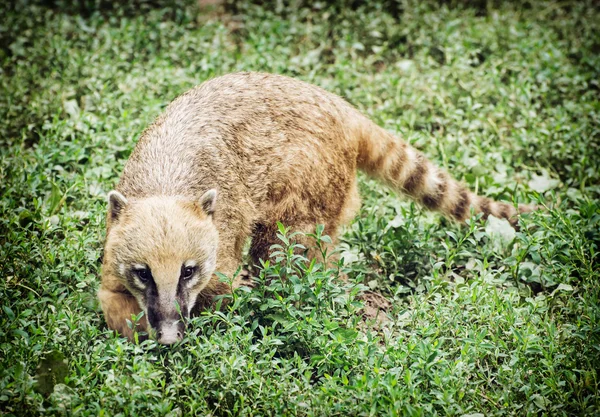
249, 221, 340, 266
249, 180, 361, 269
98, 279, 148, 341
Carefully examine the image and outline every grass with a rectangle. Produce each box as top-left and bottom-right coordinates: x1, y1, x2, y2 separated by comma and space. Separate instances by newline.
1, 0, 599, 415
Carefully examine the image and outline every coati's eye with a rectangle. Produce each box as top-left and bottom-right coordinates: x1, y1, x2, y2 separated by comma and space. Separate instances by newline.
181, 265, 196, 280
135, 267, 152, 283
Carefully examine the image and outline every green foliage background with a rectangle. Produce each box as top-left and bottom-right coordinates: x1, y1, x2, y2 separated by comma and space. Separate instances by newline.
1, 0, 599, 415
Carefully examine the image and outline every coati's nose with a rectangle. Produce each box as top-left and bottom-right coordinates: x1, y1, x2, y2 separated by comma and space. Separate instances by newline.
156, 321, 184, 345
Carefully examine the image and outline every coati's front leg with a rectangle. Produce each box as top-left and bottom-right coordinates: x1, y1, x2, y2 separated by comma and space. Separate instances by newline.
98, 279, 148, 340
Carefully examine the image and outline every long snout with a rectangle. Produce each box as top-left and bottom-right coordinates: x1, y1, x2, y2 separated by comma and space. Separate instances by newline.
146, 277, 189, 345
156, 320, 185, 345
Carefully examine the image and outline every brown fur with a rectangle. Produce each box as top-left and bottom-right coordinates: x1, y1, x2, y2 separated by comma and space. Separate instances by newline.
99, 72, 532, 342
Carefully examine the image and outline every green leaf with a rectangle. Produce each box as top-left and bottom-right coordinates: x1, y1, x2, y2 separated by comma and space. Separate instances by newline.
528, 171, 559, 193
2, 306, 15, 320
485, 215, 516, 253
46, 181, 62, 215
555, 283, 573, 292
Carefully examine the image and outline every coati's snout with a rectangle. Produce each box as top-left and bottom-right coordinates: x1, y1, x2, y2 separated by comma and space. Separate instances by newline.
143, 271, 189, 345
147, 305, 186, 345
102, 189, 220, 344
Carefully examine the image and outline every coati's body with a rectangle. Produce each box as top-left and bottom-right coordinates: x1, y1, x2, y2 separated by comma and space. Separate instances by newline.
100, 72, 529, 343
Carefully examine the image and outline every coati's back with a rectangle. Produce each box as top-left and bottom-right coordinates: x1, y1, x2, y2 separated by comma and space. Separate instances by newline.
117, 72, 527, 225
116, 73, 359, 208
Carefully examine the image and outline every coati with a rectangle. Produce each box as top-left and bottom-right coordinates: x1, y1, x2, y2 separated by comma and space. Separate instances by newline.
99, 72, 531, 344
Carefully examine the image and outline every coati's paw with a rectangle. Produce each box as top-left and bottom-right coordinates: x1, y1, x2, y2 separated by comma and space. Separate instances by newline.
233, 268, 257, 289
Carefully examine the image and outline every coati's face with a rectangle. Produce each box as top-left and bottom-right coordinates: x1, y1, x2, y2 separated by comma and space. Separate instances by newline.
104, 190, 219, 344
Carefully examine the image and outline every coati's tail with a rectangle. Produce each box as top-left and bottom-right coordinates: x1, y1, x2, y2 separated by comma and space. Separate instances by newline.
353, 115, 532, 226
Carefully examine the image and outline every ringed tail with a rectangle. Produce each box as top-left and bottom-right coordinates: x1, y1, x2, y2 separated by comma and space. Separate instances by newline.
351, 114, 533, 226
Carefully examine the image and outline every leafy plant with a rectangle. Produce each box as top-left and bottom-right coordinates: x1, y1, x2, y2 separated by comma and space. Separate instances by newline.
1, 0, 599, 415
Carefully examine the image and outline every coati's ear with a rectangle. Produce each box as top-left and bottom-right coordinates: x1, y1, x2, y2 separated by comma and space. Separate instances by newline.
199, 189, 217, 217
107, 190, 128, 222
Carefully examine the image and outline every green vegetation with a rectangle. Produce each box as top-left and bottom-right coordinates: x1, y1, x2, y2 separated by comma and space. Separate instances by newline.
1, 0, 599, 415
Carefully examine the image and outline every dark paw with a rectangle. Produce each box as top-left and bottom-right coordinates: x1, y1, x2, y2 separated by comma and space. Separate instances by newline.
233, 268, 257, 289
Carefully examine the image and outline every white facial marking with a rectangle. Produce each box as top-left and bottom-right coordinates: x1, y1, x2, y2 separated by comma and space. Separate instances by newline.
181, 260, 201, 288
119, 263, 125, 275
184, 260, 197, 268
131, 263, 149, 288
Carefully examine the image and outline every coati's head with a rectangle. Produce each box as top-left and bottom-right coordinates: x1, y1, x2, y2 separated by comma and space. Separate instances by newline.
103, 190, 219, 344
